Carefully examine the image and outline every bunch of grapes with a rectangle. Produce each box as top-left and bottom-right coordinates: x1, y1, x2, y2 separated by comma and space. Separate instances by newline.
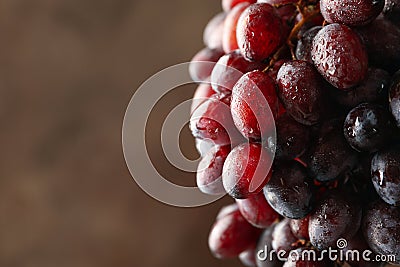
188, 0, 400, 266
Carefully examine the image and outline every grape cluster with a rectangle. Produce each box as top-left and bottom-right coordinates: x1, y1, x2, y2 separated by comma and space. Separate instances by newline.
188, 0, 400, 266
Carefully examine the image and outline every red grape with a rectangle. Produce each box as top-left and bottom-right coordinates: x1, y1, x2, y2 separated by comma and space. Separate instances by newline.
223, 3, 251, 54
211, 50, 266, 94
191, 83, 215, 114
189, 47, 225, 82
203, 12, 226, 50
276, 60, 326, 125
236, 192, 280, 228
271, 218, 299, 256
190, 94, 243, 146
223, 0, 257, 12
289, 216, 310, 240
231, 70, 279, 140
209, 205, 261, 258
197, 145, 230, 195
222, 143, 273, 199
237, 3, 286, 62
312, 23, 368, 89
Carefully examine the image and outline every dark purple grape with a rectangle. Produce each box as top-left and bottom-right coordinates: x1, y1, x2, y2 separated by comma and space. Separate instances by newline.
276, 60, 326, 125
275, 114, 311, 160
264, 161, 314, 219
236, 3, 286, 62
356, 17, 400, 74
343, 154, 380, 206
283, 247, 333, 267
203, 12, 226, 50
271, 219, 299, 256
320, 0, 384, 26
371, 147, 400, 206
222, 143, 273, 199
309, 126, 358, 182
333, 68, 390, 108
344, 103, 393, 153
237, 192, 280, 228
341, 231, 375, 267
312, 24, 368, 89
309, 191, 362, 250
211, 50, 266, 94
383, 0, 400, 26
389, 70, 400, 128
196, 145, 230, 195
189, 47, 225, 82
295, 26, 322, 63
289, 216, 310, 241
362, 200, 400, 264
209, 205, 261, 259
256, 225, 283, 267
231, 70, 279, 140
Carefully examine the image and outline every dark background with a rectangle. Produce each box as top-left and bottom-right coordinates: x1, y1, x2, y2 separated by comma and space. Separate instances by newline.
0, 0, 241, 266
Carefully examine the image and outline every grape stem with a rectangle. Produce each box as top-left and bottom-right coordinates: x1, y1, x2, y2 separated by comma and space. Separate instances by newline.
263, 0, 321, 72
287, 0, 321, 59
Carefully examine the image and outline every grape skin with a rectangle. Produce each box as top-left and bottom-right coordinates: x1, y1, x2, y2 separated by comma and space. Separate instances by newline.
312, 23, 368, 89
308, 191, 362, 250
289, 216, 310, 240
209, 206, 262, 258
190, 94, 243, 146
222, 143, 273, 199
309, 126, 358, 182
356, 17, 400, 74
231, 70, 279, 140
203, 12, 226, 50
333, 68, 390, 108
383, 0, 400, 26
196, 145, 230, 195
276, 60, 326, 126
371, 147, 400, 206
191, 83, 215, 114
271, 218, 299, 256
236, 191, 280, 228
320, 0, 384, 26
211, 50, 266, 94
189, 47, 225, 83
343, 103, 393, 153
362, 200, 400, 264
275, 114, 311, 160
236, 3, 285, 62
223, 3, 251, 54
389, 70, 400, 128
263, 161, 314, 219
295, 26, 322, 64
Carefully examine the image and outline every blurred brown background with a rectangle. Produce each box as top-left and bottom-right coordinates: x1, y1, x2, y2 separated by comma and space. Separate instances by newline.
0, 0, 241, 266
